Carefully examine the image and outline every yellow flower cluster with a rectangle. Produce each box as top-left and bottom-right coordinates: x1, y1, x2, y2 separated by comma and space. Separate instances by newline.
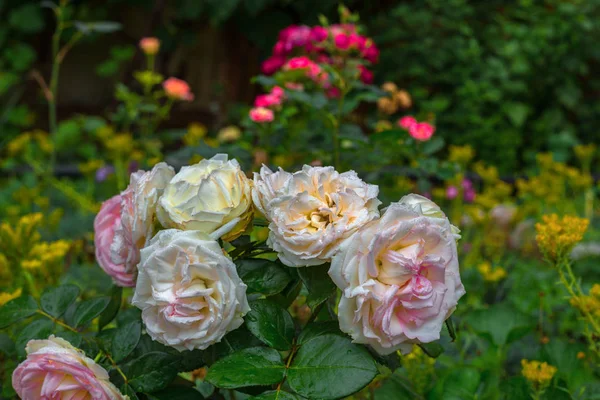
448, 145, 475, 166
23, 240, 71, 269
570, 284, 600, 318
477, 262, 507, 282
183, 123, 207, 146
402, 346, 436, 395
521, 359, 557, 389
374, 120, 393, 133
535, 214, 589, 261
574, 144, 596, 164
0, 288, 22, 306
79, 159, 105, 175
377, 82, 412, 115
5, 130, 53, 157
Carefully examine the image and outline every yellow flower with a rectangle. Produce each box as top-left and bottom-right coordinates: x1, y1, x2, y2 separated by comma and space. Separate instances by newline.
381, 82, 398, 93
570, 295, 600, 318
377, 97, 397, 115
104, 133, 134, 156
217, 126, 242, 143
33, 130, 53, 153
375, 120, 393, 133
536, 214, 589, 262
189, 154, 203, 164
574, 144, 596, 163
0, 288, 22, 306
95, 125, 114, 141
183, 123, 207, 146
521, 359, 556, 389
448, 145, 475, 166
7, 133, 32, 156
402, 346, 435, 395
477, 262, 507, 282
21, 259, 43, 270
590, 284, 600, 299
79, 159, 105, 175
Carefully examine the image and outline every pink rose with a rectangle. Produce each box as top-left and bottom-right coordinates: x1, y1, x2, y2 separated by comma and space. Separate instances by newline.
446, 186, 459, 200
326, 87, 341, 98
361, 42, 380, 64
273, 41, 287, 56
409, 122, 435, 141
94, 195, 134, 287
163, 77, 194, 101
12, 336, 125, 400
249, 107, 274, 123
334, 33, 351, 50
254, 93, 282, 108
262, 56, 286, 75
271, 86, 285, 99
329, 197, 465, 355
110, 163, 175, 280
284, 56, 313, 70
139, 37, 160, 55
398, 116, 418, 130
358, 65, 374, 84
310, 26, 328, 42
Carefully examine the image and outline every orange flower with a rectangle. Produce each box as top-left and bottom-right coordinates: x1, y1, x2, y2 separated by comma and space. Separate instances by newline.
139, 37, 160, 55
162, 77, 194, 101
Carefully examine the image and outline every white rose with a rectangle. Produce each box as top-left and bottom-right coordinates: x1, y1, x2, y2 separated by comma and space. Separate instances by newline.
329, 199, 465, 355
253, 165, 381, 267
157, 154, 253, 241
397, 194, 461, 239
111, 162, 175, 275
132, 229, 250, 351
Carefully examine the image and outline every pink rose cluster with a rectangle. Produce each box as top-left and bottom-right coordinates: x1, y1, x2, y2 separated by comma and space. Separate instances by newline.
446, 179, 476, 203
261, 23, 379, 84
397, 116, 436, 142
249, 86, 285, 123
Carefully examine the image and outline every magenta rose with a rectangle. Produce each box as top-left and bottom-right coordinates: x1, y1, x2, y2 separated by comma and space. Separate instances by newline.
12, 336, 126, 400
94, 194, 134, 287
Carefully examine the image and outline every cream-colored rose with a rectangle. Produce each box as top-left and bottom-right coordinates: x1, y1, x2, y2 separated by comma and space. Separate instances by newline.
132, 229, 250, 351
329, 199, 465, 355
253, 165, 381, 267
111, 163, 175, 276
397, 194, 461, 239
157, 154, 253, 241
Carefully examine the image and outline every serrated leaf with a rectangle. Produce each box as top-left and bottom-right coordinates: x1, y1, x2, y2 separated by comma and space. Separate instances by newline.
0, 296, 38, 328
99, 286, 123, 330
250, 390, 302, 399
418, 342, 444, 358
16, 319, 55, 357
206, 347, 285, 389
149, 386, 205, 400
72, 297, 110, 327
0, 333, 15, 357
297, 264, 336, 309
121, 384, 139, 400
204, 326, 263, 365
126, 352, 180, 393
287, 334, 377, 400
54, 331, 82, 348
237, 259, 292, 296
41, 284, 80, 318
245, 300, 295, 351
112, 320, 141, 362
467, 303, 531, 347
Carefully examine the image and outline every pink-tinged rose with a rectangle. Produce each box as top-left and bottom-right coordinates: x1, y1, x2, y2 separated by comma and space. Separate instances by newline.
358, 65, 374, 84
284, 56, 313, 70
273, 40, 287, 56
334, 33, 351, 50
285, 82, 304, 91
446, 186, 458, 200
110, 163, 175, 280
249, 107, 274, 123
409, 122, 435, 141
139, 37, 160, 55
254, 93, 282, 108
348, 33, 363, 50
326, 87, 341, 98
163, 77, 194, 101
398, 116, 418, 130
310, 26, 328, 42
12, 336, 126, 400
362, 42, 380, 64
279, 25, 311, 49
132, 230, 250, 351
316, 54, 332, 64
464, 188, 476, 203
329, 196, 465, 355
94, 195, 134, 287
271, 86, 285, 99
262, 56, 286, 75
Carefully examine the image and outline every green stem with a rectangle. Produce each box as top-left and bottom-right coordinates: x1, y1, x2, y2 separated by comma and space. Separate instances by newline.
36, 309, 78, 333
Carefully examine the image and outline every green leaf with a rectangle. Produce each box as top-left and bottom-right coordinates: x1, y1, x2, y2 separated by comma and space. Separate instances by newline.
297, 264, 336, 309
9, 4, 45, 34
237, 259, 292, 296
149, 386, 205, 400
40, 284, 80, 318
112, 320, 141, 363
206, 347, 285, 389
250, 390, 302, 399
503, 102, 530, 127
204, 326, 263, 365
16, 319, 55, 358
72, 297, 111, 327
121, 384, 140, 400
126, 352, 180, 393
422, 136, 445, 155
54, 331, 82, 348
0, 296, 38, 328
55, 120, 81, 151
245, 300, 295, 351
74, 21, 122, 34
297, 321, 343, 345
445, 318, 456, 342
99, 286, 123, 330
435, 368, 481, 400
417, 342, 444, 358
467, 303, 531, 347
287, 334, 378, 400
0, 333, 15, 357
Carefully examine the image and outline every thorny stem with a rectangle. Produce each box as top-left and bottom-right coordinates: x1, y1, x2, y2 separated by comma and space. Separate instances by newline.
275, 339, 299, 394
105, 352, 128, 384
